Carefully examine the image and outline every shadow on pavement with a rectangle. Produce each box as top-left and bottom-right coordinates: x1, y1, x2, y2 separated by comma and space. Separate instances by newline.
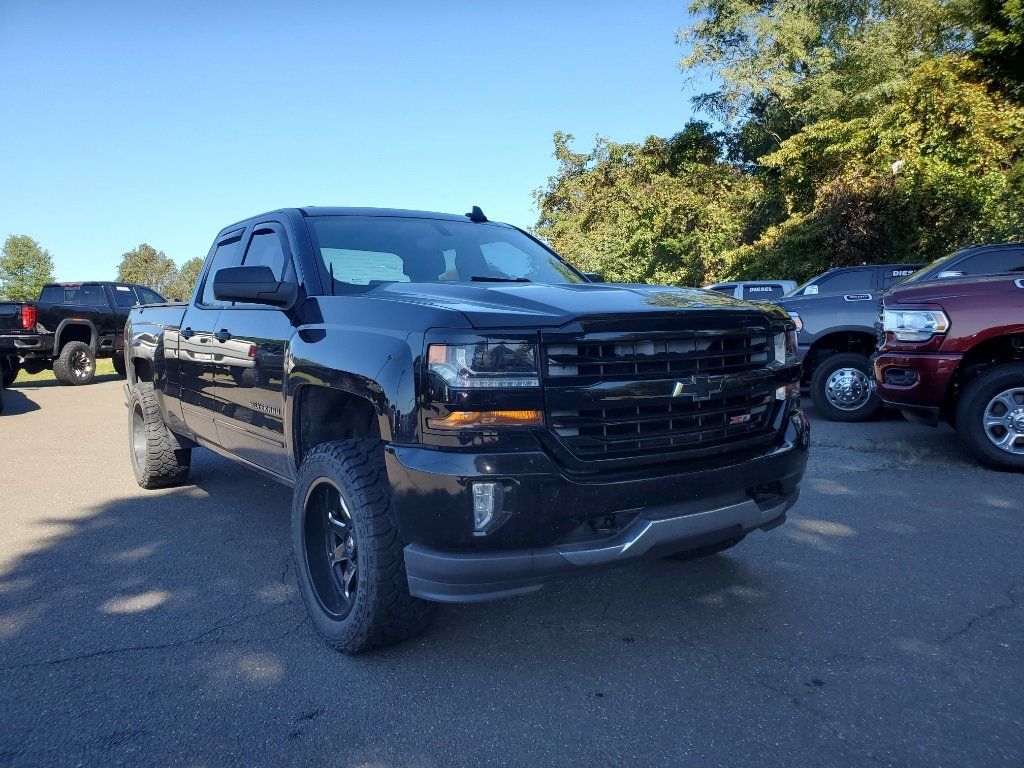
0, 389, 41, 415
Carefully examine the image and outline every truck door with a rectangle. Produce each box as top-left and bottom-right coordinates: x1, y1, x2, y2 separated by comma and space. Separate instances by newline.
178, 231, 244, 445
212, 222, 295, 478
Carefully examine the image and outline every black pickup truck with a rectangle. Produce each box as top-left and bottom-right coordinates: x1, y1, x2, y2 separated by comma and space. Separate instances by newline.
0, 281, 165, 385
125, 206, 808, 653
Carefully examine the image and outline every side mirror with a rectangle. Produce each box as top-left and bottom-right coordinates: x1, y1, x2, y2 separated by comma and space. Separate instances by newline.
213, 265, 297, 308
583, 271, 605, 283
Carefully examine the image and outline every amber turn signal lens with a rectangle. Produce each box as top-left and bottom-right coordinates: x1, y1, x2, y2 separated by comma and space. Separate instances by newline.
427, 410, 544, 429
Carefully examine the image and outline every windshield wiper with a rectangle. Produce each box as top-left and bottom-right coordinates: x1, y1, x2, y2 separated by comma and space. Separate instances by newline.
470, 276, 531, 283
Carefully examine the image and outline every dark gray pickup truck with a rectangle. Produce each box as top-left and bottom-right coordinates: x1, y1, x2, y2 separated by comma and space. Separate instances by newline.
776, 242, 1024, 421
124, 206, 808, 653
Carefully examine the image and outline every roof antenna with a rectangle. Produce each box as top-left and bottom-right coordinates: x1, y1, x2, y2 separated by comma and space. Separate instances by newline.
466, 205, 488, 223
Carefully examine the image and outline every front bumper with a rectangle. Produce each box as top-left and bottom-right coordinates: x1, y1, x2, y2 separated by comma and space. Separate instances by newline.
386, 404, 809, 603
873, 351, 960, 422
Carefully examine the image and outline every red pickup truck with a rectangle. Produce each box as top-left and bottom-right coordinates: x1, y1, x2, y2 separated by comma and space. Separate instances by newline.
874, 274, 1024, 471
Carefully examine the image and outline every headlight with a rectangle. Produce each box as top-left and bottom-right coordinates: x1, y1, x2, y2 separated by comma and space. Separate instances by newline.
787, 311, 803, 331
882, 309, 949, 342
774, 329, 798, 364
427, 340, 539, 388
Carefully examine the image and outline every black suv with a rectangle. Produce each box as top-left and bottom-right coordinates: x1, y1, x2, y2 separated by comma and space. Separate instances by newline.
124, 206, 808, 653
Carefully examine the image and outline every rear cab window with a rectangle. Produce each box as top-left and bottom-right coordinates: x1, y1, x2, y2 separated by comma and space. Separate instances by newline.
742, 283, 783, 300
815, 269, 875, 294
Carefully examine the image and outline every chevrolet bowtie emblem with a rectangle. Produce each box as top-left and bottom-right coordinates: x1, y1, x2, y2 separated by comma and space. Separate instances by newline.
671, 375, 724, 401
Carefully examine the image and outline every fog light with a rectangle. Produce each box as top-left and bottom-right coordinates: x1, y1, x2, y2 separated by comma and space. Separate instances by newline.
472, 482, 503, 533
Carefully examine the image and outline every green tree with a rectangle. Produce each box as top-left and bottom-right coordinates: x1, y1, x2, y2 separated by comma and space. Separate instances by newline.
117, 243, 178, 295
534, 126, 764, 286
166, 257, 203, 301
0, 235, 56, 301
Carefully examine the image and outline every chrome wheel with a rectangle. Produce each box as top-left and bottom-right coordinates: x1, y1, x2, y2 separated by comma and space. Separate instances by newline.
824, 367, 872, 411
303, 479, 359, 619
70, 349, 93, 380
983, 387, 1024, 455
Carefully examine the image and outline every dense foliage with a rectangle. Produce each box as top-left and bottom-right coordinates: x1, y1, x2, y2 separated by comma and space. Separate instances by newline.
116, 244, 181, 297
0, 235, 56, 302
536, 0, 1024, 284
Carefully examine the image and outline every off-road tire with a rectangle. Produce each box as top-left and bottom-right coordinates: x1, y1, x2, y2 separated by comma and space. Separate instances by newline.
0, 371, 5, 415
664, 535, 745, 561
955, 363, 1024, 472
112, 353, 127, 378
292, 440, 435, 654
809, 352, 882, 422
53, 341, 96, 386
128, 382, 191, 488
1, 356, 19, 388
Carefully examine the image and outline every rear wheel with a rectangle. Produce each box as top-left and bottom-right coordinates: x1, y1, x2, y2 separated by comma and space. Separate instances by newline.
53, 341, 95, 385
292, 440, 435, 654
1, 357, 19, 388
128, 382, 191, 488
809, 352, 882, 422
955, 364, 1024, 472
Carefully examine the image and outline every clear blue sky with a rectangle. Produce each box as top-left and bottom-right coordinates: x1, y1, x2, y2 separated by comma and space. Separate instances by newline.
0, 1, 703, 281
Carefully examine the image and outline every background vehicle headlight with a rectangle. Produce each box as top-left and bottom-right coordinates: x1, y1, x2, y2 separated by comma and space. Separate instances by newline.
882, 309, 949, 342
428, 341, 540, 388
774, 329, 799, 364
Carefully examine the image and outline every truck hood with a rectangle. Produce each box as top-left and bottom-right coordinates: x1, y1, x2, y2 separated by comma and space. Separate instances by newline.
885, 274, 1021, 305
365, 282, 782, 328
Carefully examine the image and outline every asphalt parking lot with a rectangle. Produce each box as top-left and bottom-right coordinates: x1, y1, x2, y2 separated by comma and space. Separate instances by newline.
0, 377, 1021, 767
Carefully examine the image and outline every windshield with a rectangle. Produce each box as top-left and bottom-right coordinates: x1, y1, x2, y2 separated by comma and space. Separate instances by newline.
899, 250, 964, 284
307, 216, 583, 291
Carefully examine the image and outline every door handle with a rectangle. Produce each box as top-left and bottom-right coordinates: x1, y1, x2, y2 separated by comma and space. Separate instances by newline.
214, 329, 232, 342
181, 327, 195, 339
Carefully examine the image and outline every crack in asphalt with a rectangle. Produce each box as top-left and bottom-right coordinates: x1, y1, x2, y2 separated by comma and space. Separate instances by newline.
938, 582, 1021, 645
0, 601, 300, 672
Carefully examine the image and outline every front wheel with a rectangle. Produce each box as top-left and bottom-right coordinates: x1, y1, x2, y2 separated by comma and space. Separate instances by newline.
112, 353, 127, 378
955, 363, 1024, 472
809, 352, 882, 422
292, 440, 435, 654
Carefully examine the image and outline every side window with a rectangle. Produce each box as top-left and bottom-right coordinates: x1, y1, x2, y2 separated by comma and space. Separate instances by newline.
242, 228, 288, 279
955, 249, 1024, 276
710, 285, 736, 295
199, 237, 243, 307
137, 287, 164, 304
742, 284, 783, 300
817, 269, 874, 294
111, 285, 138, 307
882, 267, 917, 289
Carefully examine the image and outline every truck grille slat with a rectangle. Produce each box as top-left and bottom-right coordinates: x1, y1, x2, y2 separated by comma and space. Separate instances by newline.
543, 329, 779, 463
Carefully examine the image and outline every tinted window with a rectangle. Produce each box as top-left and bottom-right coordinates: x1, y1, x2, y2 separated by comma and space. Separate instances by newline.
882, 267, 920, 288
308, 217, 582, 292
242, 229, 288, 279
817, 269, 874, 293
710, 285, 735, 295
111, 285, 138, 307
954, 249, 1024, 276
200, 237, 243, 307
742, 283, 783, 300
45, 284, 107, 305
137, 287, 164, 304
